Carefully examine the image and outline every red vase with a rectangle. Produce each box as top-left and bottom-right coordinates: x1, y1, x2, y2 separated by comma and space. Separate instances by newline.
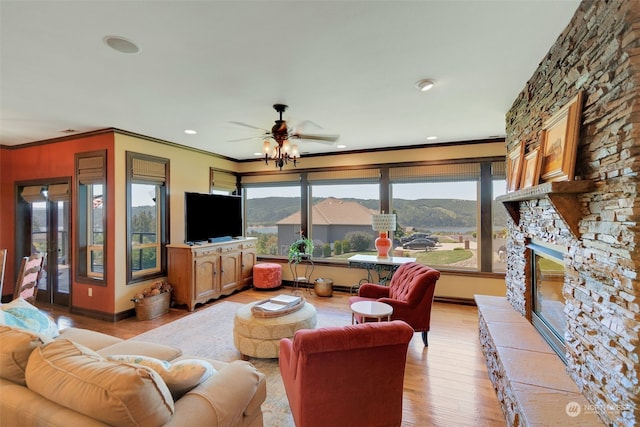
375, 231, 392, 258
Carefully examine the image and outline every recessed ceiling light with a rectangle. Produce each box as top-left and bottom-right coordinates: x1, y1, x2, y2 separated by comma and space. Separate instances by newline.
337, 144, 347, 149
253, 152, 262, 156
426, 136, 437, 141
184, 129, 197, 135
103, 36, 140, 54
415, 79, 435, 92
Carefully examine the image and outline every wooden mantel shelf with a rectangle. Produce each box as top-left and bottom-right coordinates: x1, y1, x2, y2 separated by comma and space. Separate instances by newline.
497, 180, 595, 239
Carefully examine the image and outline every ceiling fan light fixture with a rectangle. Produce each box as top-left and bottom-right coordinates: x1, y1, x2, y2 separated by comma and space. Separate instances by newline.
415, 79, 435, 92
233, 103, 338, 170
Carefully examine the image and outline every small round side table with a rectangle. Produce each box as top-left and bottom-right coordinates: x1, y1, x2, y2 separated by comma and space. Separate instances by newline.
350, 301, 393, 324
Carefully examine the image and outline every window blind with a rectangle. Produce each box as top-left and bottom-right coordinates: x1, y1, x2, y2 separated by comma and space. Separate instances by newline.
210, 169, 237, 192
390, 163, 482, 183
47, 183, 69, 202
492, 161, 507, 179
77, 155, 105, 184
307, 169, 380, 184
21, 186, 47, 203
132, 158, 166, 184
241, 173, 301, 185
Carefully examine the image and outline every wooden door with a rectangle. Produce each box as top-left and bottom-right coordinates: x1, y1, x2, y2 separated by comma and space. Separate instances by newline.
241, 250, 256, 287
194, 253, 219, 299
219, 251, 240, 293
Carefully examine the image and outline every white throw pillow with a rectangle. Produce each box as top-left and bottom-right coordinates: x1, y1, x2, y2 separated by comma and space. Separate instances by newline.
107, 355, 216, 399
0, 298, 59, 338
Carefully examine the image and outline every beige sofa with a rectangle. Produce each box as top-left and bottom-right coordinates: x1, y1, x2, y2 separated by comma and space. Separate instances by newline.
0, 325, 266, 427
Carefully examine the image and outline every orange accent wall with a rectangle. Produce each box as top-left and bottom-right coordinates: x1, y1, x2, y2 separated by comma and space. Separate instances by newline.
0, 133, 116, 314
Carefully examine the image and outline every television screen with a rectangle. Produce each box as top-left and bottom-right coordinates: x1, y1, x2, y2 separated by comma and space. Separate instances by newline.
184, 192, 243, 243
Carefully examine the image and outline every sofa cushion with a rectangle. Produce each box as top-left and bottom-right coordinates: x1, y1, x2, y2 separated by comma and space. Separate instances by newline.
0, 298, 59, 338
57, 327, 123, 351
26, 339, 174, 427
0, 325, 51, 385
98, 339, 183, 361
107, 355, 216, 399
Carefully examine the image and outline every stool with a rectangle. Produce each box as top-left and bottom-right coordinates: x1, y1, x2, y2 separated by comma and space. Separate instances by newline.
233, 301, 317, 359
253, 263, 282, 289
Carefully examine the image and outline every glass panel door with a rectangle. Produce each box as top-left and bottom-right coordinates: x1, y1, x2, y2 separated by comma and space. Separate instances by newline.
18, 182, 70, 306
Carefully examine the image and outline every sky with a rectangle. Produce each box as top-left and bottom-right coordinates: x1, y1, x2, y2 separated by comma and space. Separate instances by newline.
245, 180, 507, 201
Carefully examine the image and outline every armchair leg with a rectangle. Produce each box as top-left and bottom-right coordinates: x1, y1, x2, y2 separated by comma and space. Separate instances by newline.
421, 331, 428, 346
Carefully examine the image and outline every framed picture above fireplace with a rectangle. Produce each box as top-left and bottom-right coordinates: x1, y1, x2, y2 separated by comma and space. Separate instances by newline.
540, 91, 583, 182
520, 148, 541, 189
506, 142, 524, 192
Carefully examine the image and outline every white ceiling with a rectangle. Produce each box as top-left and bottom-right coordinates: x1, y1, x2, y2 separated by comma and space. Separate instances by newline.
0, 0, 580, 161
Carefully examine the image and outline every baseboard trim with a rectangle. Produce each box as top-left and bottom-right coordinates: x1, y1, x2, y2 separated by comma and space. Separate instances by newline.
283, 280, 476, 306
70, 306, 133, 322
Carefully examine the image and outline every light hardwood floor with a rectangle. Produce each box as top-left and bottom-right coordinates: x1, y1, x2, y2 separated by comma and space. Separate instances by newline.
40, 288, 506, 427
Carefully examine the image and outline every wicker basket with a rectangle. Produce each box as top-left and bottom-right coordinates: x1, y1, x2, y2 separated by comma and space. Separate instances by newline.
134, 291, 171, 320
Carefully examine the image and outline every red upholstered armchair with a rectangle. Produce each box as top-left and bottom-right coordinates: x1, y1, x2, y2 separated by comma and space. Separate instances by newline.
349, 262, 440, 346
279, 321, 413, 427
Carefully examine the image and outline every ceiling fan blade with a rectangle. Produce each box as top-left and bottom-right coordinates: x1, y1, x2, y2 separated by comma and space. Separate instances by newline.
294, 120, 323, 131
293, 133, 340, 144
227, 135, 268, 142
228, 121, 270, 132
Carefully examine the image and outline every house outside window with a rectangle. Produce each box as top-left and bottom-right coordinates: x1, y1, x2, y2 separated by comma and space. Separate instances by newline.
308, 182, 380, 259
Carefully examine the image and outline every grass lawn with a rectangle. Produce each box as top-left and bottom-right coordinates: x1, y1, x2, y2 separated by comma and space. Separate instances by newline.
413, 249, 473, 265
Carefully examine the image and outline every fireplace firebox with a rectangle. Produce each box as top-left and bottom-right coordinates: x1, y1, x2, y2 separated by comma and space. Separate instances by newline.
528, 241, 566, 364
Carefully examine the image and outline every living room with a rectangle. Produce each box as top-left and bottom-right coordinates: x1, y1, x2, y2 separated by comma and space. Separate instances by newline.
2, 0, 639, 426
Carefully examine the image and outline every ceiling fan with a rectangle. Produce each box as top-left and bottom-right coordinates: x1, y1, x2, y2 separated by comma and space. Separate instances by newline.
228, 104, 340, 145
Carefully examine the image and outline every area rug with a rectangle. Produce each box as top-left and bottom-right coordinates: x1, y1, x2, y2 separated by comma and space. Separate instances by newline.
132, 301, 350, 427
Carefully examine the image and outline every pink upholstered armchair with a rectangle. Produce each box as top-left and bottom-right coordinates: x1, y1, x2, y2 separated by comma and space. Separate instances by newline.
349, 262, 440, 346
279, 321, 414, 427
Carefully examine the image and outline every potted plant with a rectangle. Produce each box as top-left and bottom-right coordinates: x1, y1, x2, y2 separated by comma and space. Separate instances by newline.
288, 237, 314, 264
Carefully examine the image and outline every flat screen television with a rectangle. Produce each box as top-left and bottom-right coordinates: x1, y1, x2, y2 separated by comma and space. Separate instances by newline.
184, 192, 243, 243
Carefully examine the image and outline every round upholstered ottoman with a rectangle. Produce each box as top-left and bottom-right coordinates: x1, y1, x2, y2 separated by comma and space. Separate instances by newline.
252, 263, 282, 289
233, 302, 317, 359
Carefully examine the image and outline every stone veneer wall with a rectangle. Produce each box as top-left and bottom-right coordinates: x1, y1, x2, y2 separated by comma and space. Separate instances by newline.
504, 1, 639, 425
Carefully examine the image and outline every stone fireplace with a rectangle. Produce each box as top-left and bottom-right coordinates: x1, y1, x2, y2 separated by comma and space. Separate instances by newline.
479, 1, 640, 426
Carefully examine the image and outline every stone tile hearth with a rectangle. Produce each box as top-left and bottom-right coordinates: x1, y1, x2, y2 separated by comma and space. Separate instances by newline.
476, 295, 603, 426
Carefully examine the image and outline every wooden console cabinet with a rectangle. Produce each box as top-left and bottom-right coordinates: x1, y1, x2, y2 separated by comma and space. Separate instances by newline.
167, 238, 256, 311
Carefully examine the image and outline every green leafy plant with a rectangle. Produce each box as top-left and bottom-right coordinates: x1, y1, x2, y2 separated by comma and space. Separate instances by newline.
288, 237, 314, 264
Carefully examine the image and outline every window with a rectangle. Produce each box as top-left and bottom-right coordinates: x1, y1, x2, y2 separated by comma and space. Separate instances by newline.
76, 151, 106, 283
126, 152, 168, 283
493, 179, 508, 273
244, 181, 301, 257
209, 168, 238, 194
241, 158, 506, 273
391, 180, 478, 270
308, 171, 380, 259
86, 184, 105, 278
